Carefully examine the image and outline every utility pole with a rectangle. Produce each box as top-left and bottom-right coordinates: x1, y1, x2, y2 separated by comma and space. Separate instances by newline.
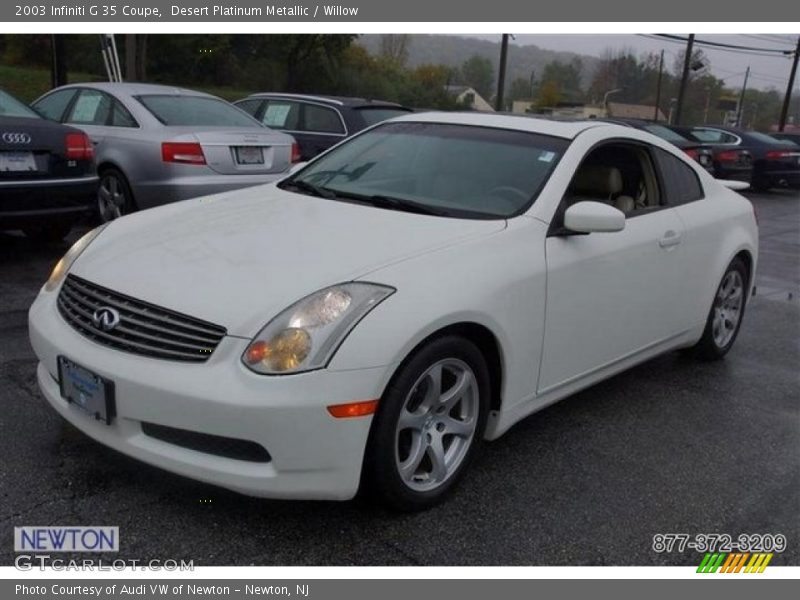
736, 66, 750, 127
674, 34, 695, 126
778, 36, 800, 131
654, 49, 664, 122
495, 34, 509, 112
50, 35, 67, 88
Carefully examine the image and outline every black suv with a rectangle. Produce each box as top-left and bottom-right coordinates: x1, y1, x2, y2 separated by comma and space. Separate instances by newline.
234, 93, 413, 161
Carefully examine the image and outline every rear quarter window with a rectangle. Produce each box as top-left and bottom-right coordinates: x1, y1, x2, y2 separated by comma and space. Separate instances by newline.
654, 148, 705, 206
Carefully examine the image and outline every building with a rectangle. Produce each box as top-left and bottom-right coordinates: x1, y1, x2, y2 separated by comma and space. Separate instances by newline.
444, 85, 494, 112
606, 102, 666, 121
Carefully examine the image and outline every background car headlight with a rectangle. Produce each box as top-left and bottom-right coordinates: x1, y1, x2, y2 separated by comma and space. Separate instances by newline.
44, 224, 108, 292
243, 283, 395, 375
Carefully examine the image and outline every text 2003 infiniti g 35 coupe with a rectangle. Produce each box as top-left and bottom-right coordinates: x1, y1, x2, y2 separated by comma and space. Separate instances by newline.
29, 113, 758, 510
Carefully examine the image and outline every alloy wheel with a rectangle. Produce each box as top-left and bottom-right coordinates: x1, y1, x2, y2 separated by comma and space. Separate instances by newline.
394, 358, 479, 492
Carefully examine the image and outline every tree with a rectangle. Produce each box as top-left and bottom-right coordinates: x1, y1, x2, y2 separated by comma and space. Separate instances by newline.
539, 58, 583, 102
379, 34, 410, 67
536, 80, 561, 108
459, 54, 494, 100
508, 77, 534, 101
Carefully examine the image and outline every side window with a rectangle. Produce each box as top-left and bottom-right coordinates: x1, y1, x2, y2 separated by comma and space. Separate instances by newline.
33, 89, 76, 122
67, 90, 112, 126
234, 99, 262, 117
559, 142, 662, 225
261, 100, 300, 130
303, 104, 345, 134
691, 128, 738, 145
654, 149, 705, 206
110, 100, 137, 127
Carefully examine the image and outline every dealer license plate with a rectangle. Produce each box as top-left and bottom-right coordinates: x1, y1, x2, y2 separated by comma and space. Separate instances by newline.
234, 146, 264, 165
0, 151, 36, 172
58, 356, 115, 425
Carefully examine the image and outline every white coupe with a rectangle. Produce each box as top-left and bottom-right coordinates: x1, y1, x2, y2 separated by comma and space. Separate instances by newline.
28, 113, 758, 510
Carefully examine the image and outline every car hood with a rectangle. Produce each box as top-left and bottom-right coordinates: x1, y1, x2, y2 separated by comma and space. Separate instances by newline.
71, 185, 505, 337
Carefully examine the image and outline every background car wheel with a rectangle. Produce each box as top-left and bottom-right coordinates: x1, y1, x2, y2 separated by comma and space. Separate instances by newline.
97, 168, 135, 222
691, 257, 749, 361
22, 219, 73, 243
363, 335, 490, 511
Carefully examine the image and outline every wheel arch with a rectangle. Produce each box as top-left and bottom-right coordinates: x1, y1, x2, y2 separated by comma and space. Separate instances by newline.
379, 321, 505, 416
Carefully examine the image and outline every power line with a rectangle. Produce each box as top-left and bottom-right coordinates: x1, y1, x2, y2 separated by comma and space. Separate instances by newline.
738, 34, 797, 47
644, 34, 797, 59
636, 34, 788, 59
655, 34, 795, 55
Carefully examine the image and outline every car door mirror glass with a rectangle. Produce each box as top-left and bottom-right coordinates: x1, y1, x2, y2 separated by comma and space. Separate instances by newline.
564, 201, 626, 233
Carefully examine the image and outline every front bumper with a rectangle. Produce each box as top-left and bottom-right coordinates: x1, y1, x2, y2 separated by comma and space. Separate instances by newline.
133, 172, 289, 210
28, 289, 387, 500
0, 175, 97, 226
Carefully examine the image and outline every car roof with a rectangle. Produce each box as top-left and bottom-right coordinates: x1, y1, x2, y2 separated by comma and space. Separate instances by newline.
387, 111, 612, 140
243, 92, 409, 109
51, 82, 217, 98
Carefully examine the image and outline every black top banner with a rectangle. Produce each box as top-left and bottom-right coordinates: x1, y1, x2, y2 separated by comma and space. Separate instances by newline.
3, 0, 800, 22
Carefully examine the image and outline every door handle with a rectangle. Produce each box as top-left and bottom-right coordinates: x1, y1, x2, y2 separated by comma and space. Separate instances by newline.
659, 230, 682, 248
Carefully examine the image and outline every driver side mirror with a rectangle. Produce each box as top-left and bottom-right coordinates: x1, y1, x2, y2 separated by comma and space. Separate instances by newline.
564, 201, 626, 233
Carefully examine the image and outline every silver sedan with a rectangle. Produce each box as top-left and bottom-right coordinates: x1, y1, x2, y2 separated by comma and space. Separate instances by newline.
32, 82, 298, 221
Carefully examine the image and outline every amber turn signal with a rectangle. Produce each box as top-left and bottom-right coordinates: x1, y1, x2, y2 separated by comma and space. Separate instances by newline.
327, 400, 379, 418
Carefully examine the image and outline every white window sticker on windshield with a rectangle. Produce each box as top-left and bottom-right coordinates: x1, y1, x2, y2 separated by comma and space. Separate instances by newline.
264, 104, 291, 127
71, 94, 103, 123
539, 151, 555, 163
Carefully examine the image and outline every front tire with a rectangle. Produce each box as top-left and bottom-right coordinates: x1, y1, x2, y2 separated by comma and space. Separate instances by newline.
691, 257, 749, 360
363, 336, 490, 511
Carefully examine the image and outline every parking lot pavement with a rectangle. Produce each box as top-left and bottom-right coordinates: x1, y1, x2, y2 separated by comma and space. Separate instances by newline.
1, 190, 797, 567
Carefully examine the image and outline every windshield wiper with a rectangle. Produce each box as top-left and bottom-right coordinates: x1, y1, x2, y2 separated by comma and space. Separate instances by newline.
279, 179, 337, 199
332, 191, 451, 217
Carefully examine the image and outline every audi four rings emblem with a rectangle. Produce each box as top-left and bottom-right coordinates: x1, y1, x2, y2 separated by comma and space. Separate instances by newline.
92, 307, 121, 332
1, 132, 32, 144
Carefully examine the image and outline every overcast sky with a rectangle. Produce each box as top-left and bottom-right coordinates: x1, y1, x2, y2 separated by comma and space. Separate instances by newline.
472, 34, 798, 92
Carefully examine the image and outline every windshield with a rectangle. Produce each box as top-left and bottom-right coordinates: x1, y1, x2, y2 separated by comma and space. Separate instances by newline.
644, 124, 688, 143
136, 94, 259, 127
357, 107, 413, 126
0, 89, 40, 119
283, 121, 568, 219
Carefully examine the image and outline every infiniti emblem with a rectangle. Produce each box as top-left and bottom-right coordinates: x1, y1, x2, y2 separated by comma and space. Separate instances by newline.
1, 132, 32, 144
92, 307, 121, 331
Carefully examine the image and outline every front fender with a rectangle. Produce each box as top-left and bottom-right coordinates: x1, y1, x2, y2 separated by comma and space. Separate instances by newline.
327, 217, 549, 424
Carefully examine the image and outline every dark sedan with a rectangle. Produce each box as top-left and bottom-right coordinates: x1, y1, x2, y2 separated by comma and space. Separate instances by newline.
770, 131, 800, 145
677, 125, 799, 191
234, 93, 413, 161
599, 118, 720, 175
0, 89, 97, 241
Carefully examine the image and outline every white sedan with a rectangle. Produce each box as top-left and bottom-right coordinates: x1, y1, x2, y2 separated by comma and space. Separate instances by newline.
28, 113, 758, 510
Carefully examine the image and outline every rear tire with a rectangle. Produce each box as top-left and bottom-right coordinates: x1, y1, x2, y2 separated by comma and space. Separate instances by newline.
363, 335, 490, 511
22, 220, 73, 243
97, 168, 135, 222
690, 257, 749, 361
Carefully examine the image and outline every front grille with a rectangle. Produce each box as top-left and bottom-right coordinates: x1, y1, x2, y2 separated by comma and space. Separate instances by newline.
57, 275, 226, 363
141, 422, 271, 463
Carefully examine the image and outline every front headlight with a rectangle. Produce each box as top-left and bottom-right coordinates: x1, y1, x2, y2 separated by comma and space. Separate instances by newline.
242, 283, 395, 375
44, 224, 109, 292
